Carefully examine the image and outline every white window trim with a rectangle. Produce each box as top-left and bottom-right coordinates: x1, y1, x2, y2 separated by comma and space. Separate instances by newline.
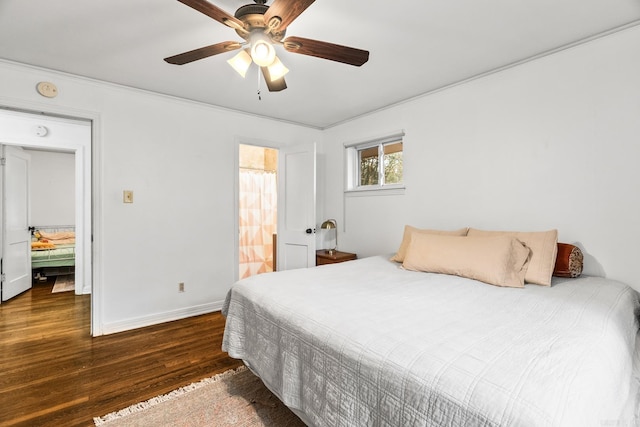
344, 130, 406, 196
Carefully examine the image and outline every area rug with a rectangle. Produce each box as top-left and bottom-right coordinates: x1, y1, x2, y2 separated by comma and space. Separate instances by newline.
51, 275, 74, 293
93, 366, 306, 426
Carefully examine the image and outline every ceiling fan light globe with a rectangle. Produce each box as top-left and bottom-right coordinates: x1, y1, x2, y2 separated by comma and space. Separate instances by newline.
267, 57, 289, 81
249, 31, 276, 67
227, 50, 252, 78
251, 41, 276, 66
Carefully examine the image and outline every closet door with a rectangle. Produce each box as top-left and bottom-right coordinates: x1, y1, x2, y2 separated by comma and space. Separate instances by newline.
1, 145, 32, 302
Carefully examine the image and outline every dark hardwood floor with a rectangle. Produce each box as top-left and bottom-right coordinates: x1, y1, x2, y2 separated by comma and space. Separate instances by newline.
0, 279, 242, 427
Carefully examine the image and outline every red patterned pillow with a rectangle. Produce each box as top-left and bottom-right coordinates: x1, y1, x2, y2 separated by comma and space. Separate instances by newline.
553, 243, 583, 278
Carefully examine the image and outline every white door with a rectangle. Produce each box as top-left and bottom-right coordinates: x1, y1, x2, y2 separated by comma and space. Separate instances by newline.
1, 145, 32, 302
277, 142, 316, 270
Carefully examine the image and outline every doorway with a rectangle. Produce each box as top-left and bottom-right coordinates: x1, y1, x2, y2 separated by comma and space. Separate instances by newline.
238, 144, 278, 279
0, 109, 91, 316
26, 148, 76, 287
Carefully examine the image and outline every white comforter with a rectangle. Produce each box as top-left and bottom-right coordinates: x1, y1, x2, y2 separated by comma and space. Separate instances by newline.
222, 256, 640, 427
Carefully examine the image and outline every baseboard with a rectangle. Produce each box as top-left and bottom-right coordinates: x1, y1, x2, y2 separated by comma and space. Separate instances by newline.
100, 300, 225, 335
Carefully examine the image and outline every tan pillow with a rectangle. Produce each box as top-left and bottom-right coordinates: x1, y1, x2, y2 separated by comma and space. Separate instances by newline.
390, 225, 469, 263
467, 228, 558, 286
38, 231, 75, 241
402, 234, 531, 288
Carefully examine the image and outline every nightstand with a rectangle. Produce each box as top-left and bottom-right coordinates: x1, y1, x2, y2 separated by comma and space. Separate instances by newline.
316, 250, 357, 266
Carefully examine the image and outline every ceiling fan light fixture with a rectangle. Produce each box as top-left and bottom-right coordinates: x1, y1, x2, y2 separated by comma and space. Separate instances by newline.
227, 49, 252, 78
249, 31, 276, 67
267, 56, 289, 82
165, 0, 370, 92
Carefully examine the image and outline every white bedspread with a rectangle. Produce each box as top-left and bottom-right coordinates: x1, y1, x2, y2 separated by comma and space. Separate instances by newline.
222, 255, 640, 427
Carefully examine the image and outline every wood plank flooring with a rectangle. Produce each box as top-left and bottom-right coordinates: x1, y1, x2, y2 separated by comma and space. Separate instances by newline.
0, 280, 242, 427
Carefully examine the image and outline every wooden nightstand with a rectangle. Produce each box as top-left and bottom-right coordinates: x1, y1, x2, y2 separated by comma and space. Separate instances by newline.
316, 250, 357, 266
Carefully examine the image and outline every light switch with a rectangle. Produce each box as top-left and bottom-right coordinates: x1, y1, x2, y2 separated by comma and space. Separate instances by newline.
123, 190, 133, 203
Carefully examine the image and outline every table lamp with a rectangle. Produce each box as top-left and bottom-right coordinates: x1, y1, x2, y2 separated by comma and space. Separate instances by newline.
321, 219, 338, 255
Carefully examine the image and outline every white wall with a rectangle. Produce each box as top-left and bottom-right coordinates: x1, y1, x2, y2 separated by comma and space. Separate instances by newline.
2, 23, 638, 333
0, 60, 322, 334
322, 25, 640, 292
27, 150, 75, 227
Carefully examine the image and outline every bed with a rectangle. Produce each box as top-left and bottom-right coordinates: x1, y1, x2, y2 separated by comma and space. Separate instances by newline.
31, 227, 76, 277
222, 233, 640, 426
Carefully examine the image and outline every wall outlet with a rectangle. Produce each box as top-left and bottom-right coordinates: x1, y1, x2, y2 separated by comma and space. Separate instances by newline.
178, 282, 185, 292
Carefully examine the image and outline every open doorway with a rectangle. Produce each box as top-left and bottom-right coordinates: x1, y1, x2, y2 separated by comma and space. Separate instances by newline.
238, 144, 278, 279
0, 109, 92, 319
26, 148, 76, 291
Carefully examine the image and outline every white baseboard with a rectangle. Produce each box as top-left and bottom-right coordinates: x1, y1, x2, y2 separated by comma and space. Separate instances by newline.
100, 300, 225, 335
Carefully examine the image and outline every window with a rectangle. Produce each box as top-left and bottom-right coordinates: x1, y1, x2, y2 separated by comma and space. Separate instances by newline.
345, 131, 405, 193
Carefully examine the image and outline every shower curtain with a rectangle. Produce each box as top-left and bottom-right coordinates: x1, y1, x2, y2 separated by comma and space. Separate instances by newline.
239, 169, 277, 279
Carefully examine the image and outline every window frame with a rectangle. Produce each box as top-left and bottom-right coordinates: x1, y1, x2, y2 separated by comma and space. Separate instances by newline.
344, 130, 405, 195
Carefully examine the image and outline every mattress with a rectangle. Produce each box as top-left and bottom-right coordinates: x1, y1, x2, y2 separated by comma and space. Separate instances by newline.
31, 244, 76, 268
222, 255, 640, 427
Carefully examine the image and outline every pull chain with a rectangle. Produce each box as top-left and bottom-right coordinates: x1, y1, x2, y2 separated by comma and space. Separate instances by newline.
257, 68, 262, 101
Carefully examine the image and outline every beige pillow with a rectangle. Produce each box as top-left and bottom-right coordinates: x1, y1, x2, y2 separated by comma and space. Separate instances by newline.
38, 231, 75, 241
402, 234, 531, 288
467, 228, 558, 286
390, 225, 469, 263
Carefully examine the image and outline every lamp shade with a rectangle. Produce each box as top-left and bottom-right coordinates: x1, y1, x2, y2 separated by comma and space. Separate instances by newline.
321, 219, 336, 230
266, 56, 289, 82
227, 50, 252, 78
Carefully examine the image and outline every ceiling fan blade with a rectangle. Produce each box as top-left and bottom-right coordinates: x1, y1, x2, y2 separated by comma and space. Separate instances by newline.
165, 41, 242, 65
264, 0, 315, 32
177, 0, 244, 29
261, 67, 287, 92
283, 36, 369, 66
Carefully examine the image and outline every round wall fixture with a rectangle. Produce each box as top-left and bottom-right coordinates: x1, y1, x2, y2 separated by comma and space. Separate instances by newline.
36, 81, 58, 98
34, 125, 49, 137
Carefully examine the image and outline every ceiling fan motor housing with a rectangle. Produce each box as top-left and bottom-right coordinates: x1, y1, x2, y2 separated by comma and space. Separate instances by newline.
234, 3, 285, 41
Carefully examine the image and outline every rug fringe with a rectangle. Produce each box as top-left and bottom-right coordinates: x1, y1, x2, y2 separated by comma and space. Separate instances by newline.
93, 365, 247, 426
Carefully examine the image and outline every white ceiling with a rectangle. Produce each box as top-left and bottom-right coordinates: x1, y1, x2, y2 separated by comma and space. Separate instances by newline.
1, 0, 640, 129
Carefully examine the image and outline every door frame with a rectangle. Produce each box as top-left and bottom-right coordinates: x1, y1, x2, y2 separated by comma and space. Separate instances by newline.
233, 138, 317, 281
0, 103, 102, 336
233, 137, 281, 283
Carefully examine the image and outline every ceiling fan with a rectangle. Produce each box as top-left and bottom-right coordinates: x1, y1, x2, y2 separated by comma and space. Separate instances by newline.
164, 0, 370, 92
